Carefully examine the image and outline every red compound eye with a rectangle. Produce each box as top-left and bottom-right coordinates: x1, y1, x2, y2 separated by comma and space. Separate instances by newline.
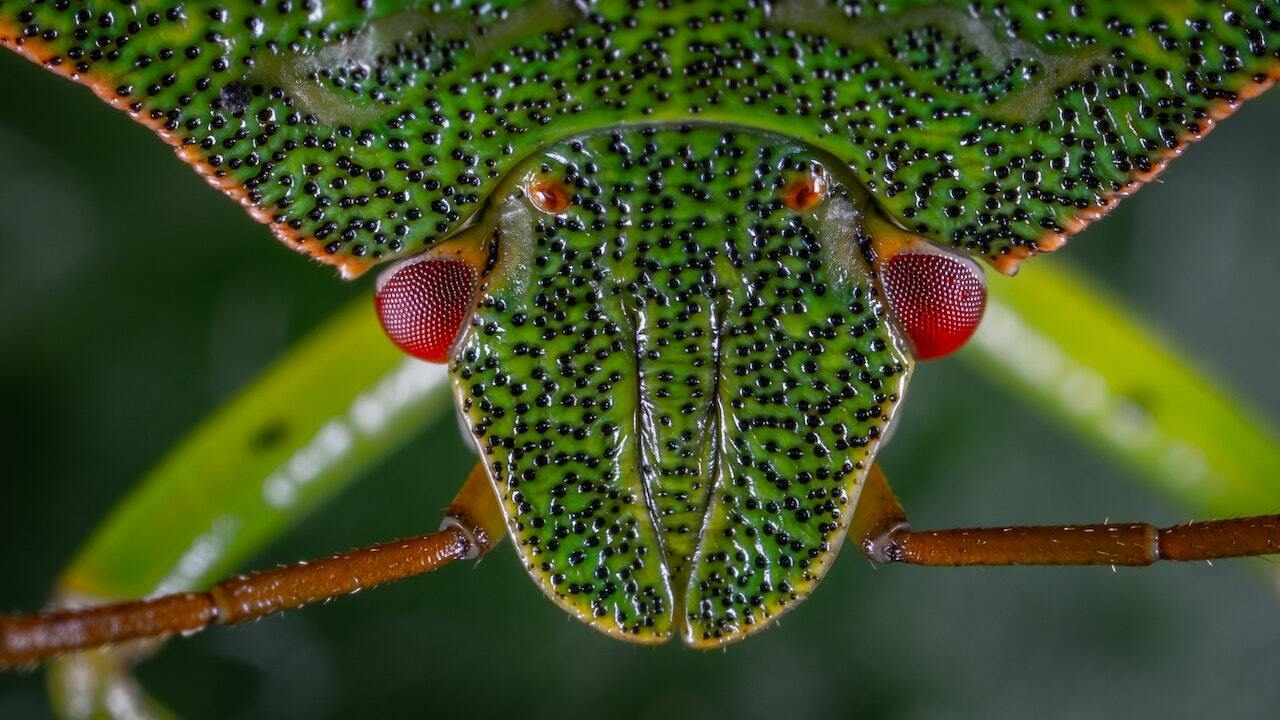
881, 250, 987, 361
375, 257, 477, 363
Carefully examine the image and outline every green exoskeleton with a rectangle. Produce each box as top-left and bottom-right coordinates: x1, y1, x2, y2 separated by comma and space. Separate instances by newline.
2, 0, 1280, 709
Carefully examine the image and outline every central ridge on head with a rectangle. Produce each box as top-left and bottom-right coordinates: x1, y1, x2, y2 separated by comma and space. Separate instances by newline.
442, 125, 914, 647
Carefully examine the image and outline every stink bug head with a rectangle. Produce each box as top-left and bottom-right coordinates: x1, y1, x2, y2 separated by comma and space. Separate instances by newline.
434, 127, 914, 646
4, 0, 1280, 711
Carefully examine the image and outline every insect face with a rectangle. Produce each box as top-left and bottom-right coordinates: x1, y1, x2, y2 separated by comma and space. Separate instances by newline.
3, 0, 1280, 699
432, 127, 914, 646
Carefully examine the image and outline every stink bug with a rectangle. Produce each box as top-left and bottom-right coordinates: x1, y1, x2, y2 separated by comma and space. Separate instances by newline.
2, 0, 1280, 714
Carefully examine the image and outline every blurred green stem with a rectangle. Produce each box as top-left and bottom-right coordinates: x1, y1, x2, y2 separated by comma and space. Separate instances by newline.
966, 261, 1280, 519
48, 297, 453, 720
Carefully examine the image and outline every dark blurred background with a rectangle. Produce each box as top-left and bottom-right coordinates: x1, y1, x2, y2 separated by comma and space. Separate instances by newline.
2, 48, 1279, 719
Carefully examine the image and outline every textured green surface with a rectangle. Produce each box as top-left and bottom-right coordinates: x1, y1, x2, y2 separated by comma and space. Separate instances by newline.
2, 0, 1277, 276
454, 127, 910, 645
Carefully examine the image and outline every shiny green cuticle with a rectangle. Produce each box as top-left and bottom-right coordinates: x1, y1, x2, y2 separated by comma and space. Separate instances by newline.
453, 127, 911, 645
5, 0, 1276, 276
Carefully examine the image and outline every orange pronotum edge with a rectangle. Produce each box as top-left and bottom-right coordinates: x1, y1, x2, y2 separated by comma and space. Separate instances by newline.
997, 68, 1280, 275
0, 26, 375, 280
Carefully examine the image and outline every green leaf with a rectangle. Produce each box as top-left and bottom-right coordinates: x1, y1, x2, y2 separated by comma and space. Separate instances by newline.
964, 261, 1280, 520
58, 297, 454, 602
47, 295, 462, 720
